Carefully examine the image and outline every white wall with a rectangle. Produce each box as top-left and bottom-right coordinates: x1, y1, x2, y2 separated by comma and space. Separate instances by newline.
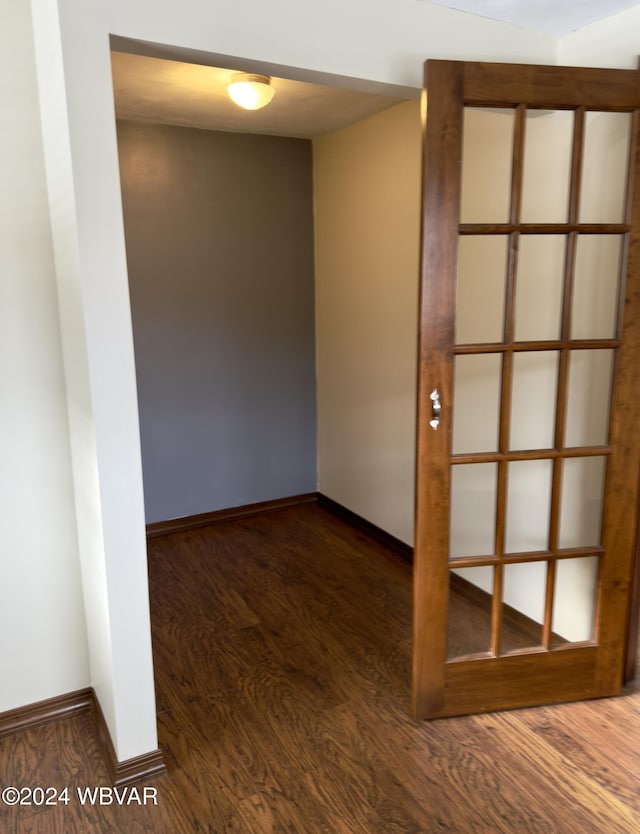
314, 102, 422, 544
0, 0, 89, 711
560, 5, 640, 69
30, 0, 159, 762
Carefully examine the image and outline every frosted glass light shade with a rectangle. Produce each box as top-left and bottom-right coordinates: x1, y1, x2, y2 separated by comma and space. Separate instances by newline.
227, 74, 275, 110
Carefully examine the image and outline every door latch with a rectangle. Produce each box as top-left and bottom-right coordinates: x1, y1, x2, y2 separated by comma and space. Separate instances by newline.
429, 389, 441, 430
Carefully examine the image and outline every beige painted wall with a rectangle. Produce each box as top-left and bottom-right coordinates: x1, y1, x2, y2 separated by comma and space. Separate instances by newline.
314, 101, 422, 545
313, 98, 618, 641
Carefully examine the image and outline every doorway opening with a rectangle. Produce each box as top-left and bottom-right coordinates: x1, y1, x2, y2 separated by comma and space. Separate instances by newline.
110, 40, 420, 546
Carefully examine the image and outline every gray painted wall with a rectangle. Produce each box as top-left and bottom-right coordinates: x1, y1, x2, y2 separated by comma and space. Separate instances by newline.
117, 121, 317, 523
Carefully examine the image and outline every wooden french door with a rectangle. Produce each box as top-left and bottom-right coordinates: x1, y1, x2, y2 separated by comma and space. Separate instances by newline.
413, 60, 640, 719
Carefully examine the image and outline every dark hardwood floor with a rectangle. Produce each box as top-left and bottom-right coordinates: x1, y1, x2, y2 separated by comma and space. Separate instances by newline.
3, 502, 640, 832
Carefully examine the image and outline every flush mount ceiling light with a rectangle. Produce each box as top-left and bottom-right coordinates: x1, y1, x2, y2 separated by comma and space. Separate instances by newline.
227, 73, 275, 111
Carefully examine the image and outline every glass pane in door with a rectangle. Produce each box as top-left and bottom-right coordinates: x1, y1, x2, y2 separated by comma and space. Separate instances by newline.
505, 460, 553, 553
452, 354, 501, 454
460, 108, 515, 223
455, 236, 507, 344
509, 351, 558, 451
579, 112, 632, 223
572, 236, 622, 340
501, 561, 546, 653
448, 566, 494, 658
564, 350, 614, 448
551, 556, 599, 645
450, 464, 497, 559
558, 457, 606, 549
521, 110, 573, 223
514, 236, 565, 342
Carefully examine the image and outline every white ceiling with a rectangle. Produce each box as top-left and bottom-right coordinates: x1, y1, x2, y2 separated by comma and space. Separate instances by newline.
425, 0, 640, 36
112, 1, 640, 139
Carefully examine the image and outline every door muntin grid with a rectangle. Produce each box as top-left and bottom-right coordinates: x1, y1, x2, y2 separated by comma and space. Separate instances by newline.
448, 104, 631, 662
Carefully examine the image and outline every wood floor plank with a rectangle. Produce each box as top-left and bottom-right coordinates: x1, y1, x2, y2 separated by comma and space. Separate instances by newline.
472, 710, 640, 832
3, 502, 640, 832
324, 698, 564, 833
515, 698, 640, 812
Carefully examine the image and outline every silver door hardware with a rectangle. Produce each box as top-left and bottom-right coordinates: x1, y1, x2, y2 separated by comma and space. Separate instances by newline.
429, 389, 441, 430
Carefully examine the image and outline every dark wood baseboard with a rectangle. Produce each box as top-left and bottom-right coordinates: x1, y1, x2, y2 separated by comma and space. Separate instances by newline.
147, 492, 414, 563
317, 493, 413, 562
147, 492, 569, 650
0, 688, 166, 786
146, 492, 318, 539
315, 497, 565, 646
91, 694, 167, 786
0, 687, 94, 740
